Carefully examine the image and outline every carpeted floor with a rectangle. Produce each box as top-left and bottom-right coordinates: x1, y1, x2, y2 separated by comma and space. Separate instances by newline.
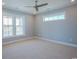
2, 39, 77, 59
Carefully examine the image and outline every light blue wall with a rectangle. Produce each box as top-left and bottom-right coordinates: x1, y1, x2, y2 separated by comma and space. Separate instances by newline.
2, 8, 34, 43
2, 5, 77, 45
34, 5, 77, 44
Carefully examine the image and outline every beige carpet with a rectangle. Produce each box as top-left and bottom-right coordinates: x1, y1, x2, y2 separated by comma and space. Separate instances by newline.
3, 39, 77, 59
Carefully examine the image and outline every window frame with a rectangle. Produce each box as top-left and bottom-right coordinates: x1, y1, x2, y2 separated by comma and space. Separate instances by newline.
15, 17, 24, 36
2, 15, 25, 38
43, 12, 65, 22
2, 16, 14, 38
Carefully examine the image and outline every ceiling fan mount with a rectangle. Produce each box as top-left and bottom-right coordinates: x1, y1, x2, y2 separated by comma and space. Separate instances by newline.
24, 0, 48, 11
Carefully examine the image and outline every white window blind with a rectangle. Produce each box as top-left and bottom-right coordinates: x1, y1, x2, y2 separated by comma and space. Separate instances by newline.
16, 17, 24, 35
3, 16, 13, 37
3, 16, 25, 38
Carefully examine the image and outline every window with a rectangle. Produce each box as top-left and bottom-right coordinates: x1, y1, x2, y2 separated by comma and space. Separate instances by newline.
16, 17, 24, 35
43, 12, 65, 22
3, 16, 24, 38
3, 16, 13, 37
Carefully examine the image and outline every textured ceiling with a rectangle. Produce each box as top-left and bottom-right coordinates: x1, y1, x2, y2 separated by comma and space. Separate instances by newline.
2, 0, 77, 15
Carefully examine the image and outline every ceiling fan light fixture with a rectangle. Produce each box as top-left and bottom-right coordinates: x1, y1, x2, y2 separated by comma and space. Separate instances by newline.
24, 0, 48, 11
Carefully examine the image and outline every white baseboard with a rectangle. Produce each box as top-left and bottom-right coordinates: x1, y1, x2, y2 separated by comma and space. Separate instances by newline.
34, 36, 77, 48
3, 37, 34, 45
3, 36, 77, 48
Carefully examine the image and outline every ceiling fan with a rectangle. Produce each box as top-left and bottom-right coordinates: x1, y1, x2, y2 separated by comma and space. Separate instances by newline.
24, 0, 48, 11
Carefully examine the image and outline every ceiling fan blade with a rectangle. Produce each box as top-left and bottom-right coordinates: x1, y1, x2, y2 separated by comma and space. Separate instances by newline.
24, 6, 35, 7
35, 7, 38, 11
37, 3, 48, 7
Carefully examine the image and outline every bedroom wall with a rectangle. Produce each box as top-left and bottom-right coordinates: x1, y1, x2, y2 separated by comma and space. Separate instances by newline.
34, 5, 77, 44
2, 8, 34, 43
2, 5, 77, 45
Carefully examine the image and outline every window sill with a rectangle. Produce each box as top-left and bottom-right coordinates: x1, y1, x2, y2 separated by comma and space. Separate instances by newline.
2, 34, 26, 39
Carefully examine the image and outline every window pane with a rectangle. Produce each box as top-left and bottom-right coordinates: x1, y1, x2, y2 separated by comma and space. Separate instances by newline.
3, 16, 12, 25
59, 15, 64, 19
43, 12, 65, 22
8, 18, 12, 25
3, 26, 9, 37
3, 16, 8, 25
54, 16, 58, 20
49, 17, 53, 20
16, 18, 20, 25
3, 26, 13, 37
8, 27, 13, 36
44, 18, 49, 21
16, 18, 23, 25
16, 26, 23, 35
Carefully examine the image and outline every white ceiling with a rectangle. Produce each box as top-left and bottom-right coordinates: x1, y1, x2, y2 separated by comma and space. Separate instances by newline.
2, 0, 77, 15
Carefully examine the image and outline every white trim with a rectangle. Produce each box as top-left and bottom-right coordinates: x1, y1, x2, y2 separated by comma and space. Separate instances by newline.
3, 36, 77, 48
2, 35, 26, 39
34, 36, 77, 48
3, 37, 34, 45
